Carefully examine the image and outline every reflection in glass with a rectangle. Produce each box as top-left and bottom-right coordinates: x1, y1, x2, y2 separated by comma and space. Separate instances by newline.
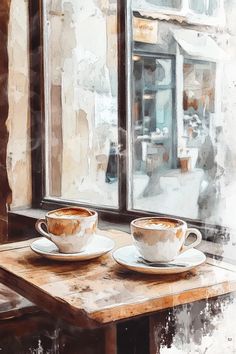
131, 54, 177, 213
183, 60, 217, 220
183, 60, 216, 151
44, 0, 118, 207
130, 49, 224, 221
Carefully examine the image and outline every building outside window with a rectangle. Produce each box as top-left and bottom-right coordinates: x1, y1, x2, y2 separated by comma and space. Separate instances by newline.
133, 0, 225, 26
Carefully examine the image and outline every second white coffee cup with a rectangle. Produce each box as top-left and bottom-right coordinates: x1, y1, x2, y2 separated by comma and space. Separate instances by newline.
131, 217, 202, 262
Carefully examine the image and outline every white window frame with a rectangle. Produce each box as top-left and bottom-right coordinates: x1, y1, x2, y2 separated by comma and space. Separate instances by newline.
132, 0, 225, 27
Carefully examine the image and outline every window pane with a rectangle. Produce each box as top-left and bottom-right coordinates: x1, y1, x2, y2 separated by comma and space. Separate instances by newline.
129, 0, 236, 231
44, 0, 118, 207
189, 0, 219, 16
130, 51, 228, 222
207, 0, 219, 16
189, 0, 205, 14
131, 55, 177, 214
142, 58, 172, 88
145, 0, 182, 9
183, 60, 216, 220
183, 61, 215, 149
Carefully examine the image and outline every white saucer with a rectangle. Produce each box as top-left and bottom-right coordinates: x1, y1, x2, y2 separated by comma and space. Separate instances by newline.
31, 234, 115, 261
112, 246, 206, 274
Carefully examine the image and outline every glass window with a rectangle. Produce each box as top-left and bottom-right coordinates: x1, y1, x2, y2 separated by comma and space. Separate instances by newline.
189, 0, 219, 16
129, 53, 224, 222
130, 55, 177, 213
183, 60, 216, 150
41, 0, 236, 232
182, 60, 217, 220
146, 0, 182, 9
44, 0, 118, 208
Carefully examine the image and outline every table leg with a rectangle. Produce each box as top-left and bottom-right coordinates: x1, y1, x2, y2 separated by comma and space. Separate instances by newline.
149, 315, 161, 354
105, 324, 117, 354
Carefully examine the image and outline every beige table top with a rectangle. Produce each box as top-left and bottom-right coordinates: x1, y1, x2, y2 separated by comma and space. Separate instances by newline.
0, 229, 236, 328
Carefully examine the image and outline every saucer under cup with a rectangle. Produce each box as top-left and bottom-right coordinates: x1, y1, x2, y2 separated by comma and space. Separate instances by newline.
31, 234, 114, 261
113, 245, 206, 274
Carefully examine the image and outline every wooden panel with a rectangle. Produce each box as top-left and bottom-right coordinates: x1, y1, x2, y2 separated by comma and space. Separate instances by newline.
0, 0, 12, 241
50, 84, 62, 197
0, 230, 236, 328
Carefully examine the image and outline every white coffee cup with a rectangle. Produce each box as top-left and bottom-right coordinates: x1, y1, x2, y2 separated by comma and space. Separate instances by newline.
131, 217, 202, 262
35, 207, 98, 253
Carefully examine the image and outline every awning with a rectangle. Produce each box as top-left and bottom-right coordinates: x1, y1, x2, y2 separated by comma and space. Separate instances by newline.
172, 29, 227, 61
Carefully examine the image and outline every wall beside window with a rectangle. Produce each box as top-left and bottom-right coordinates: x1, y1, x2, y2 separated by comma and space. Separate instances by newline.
0, 0, 31, 241
0, 0, 32, 241
7, 0, 32, 210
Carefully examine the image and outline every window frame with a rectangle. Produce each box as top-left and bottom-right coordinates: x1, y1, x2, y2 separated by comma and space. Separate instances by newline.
29, 0, 131, 220
132, 0, 225, 27
29, 0, 45, 210
25, 0, 229, 241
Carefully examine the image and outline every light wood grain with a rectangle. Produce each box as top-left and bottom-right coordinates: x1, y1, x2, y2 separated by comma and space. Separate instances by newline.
0, 230, 235, 328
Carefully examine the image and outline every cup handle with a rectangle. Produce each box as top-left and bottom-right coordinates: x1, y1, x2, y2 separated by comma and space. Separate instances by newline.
35, 219, 51, 240
180, 228, 202, 254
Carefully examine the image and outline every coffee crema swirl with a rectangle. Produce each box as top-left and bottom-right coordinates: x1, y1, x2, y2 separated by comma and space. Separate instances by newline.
135, 218, 181, 229
144, 222, 175, 230
49, 208, 93, 219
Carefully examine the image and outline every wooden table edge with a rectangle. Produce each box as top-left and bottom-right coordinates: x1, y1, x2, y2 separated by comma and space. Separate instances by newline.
0, 266, 102, 329
0, 262, 236, 327
87, 278, 236, 324
1, 236, 236, 328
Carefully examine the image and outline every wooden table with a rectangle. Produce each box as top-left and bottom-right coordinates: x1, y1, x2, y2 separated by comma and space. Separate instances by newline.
1, 229, 236, 353
0, 229, 236, 331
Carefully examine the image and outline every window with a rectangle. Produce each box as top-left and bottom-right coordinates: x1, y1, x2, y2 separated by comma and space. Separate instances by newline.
129, 51, 219, 221
183, 60, 216, 153
189, 0, 219, 16
28, 0, 236, 237
126, 2, 236, 231
145, 0, 181, 9
130, 54, 177, 213
44, 0, 119, 208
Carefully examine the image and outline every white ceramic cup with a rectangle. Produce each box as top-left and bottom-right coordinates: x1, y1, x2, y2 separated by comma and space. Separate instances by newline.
131, 217, 202, 262
35, 207, 98, 253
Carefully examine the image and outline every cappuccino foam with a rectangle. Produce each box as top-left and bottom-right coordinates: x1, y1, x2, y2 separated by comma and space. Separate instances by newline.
135, 218, 181, 230
144, 222, 174, 230
49, 208, 93, 219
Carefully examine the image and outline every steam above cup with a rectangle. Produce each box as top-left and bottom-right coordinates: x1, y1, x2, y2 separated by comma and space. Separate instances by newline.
35, 207, 98, 253
131, 217, 202, 262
